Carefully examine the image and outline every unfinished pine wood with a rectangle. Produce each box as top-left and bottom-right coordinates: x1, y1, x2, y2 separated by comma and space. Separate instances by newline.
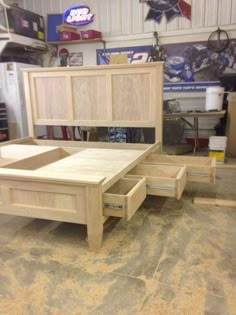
72, 75, 108, 121
36, 148, 149, 191
2, 148, 68, 170
86, 185, 104, 251
33, 76, 70, 121
112, 73, 151, 122
144, 154, 216, 184
23, 63, 163, 141
34, 139, 158, 151
0, 180, 87, 223
127, 163, 187, 200
194, 197, 236, 208
0, 62, 217, 250
0, 144, 61, 168
216, 164, 236, 170
103, 177, 146, 220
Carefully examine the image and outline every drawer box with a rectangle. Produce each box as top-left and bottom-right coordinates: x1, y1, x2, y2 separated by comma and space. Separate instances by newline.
127, 164, 187, 200
103, 177, 146, 221
143, 154, 216, 184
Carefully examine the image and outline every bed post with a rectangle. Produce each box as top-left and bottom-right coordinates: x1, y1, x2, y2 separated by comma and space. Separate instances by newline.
86, 185, 104, 251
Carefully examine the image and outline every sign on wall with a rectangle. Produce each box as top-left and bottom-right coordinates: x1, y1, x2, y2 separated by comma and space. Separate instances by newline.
63, 5, 94, 26
97, 40, 236, 92
140, 0, 191, 23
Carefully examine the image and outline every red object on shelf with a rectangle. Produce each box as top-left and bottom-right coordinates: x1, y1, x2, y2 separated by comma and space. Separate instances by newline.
186, 138, 209, 147
59, 31, 81, 41
80, 30, 102, 40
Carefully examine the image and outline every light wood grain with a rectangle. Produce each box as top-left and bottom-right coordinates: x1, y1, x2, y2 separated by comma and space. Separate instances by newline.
86, 186, 104, 251
0, 180, 87, 223
72, 75, 108, 121
127, 163, 186, 199
103, 177, 146, 220
144, 154, 216, 184
23, 63, 163, 140
194, 197, 236, 208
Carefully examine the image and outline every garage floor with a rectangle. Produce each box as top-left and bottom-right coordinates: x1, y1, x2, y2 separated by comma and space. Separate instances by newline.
0, 167, 235, 315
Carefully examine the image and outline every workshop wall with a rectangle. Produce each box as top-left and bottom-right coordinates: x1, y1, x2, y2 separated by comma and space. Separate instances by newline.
17, 0, 236, 141
18, 0, 236, 45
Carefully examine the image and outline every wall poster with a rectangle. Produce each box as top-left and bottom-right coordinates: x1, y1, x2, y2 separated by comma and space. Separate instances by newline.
97, 40, 236, 92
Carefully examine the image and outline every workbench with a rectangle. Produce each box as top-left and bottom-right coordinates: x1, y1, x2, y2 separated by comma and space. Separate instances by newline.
0, 63, 216, 250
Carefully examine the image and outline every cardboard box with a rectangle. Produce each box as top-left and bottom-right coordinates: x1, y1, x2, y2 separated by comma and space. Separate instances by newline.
56, 24, 79, 34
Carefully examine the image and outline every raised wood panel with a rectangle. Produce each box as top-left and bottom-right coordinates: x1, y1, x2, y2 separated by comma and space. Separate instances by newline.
0, 180, 87, 223
11, 189, 77, 212
72, 75, 108, 121
23, 63, 163, 133
33, 76, 70, 121
111, 72, 151, 122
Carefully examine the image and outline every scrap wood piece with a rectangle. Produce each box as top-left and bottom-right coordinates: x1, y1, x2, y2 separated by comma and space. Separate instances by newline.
194, 197, 236, 208
216, 164, 236, 170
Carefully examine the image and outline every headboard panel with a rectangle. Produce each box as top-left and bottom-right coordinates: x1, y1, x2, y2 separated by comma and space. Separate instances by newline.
23, 63, 163, 143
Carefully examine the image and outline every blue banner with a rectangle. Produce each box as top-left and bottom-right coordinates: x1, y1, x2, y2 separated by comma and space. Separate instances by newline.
97, 40, 236, 92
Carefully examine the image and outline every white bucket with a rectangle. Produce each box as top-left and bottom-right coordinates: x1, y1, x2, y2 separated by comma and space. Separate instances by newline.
205, 86, 225, 111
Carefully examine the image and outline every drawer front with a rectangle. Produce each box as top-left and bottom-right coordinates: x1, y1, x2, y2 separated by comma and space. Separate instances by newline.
127, 164, 187, 200
144, 154, 216, 184
103, 177, 146, 221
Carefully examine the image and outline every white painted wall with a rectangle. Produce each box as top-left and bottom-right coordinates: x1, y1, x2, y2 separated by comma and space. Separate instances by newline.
18, 0, 236, 45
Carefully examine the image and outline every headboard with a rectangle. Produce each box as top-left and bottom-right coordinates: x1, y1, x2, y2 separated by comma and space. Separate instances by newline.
23, 62, 164, 143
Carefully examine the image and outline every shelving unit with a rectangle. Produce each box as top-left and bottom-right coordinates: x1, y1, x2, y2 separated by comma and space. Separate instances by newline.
47, 38, 106, 49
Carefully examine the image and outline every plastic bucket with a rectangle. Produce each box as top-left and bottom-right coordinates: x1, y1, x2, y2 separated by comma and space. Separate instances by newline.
205, 86, 225, 111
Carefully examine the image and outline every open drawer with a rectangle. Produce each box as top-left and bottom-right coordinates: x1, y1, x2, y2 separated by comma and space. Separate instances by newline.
103, 177, 146, 221
127, 163, 187, 200
143, 154, 216, 184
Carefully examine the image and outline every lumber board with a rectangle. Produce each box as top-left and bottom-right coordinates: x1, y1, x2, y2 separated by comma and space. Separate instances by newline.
194, 197, 236, 208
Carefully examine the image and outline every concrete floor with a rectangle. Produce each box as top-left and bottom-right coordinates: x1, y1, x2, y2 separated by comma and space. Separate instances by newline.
0, 168, 235, 314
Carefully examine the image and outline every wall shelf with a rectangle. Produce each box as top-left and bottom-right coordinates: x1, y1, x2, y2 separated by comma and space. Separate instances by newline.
47, 38, 106, 49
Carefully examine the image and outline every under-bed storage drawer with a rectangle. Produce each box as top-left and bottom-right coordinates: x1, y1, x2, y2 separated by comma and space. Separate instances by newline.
103, 177, 146, 220
143, 154, 216, 184
127, 164, 187, 200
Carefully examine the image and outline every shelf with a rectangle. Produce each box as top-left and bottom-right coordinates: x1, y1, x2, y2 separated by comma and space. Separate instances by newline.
47, 38, 106, 49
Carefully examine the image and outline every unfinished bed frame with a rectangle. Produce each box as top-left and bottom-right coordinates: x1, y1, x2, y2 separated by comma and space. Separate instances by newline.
0, 63, 216, 250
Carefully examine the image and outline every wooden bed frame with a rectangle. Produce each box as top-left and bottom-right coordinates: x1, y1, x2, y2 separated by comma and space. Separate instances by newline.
0, 63, 216, 250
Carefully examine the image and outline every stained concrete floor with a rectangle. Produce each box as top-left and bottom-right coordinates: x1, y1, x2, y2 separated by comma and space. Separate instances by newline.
0, 168, 235, 315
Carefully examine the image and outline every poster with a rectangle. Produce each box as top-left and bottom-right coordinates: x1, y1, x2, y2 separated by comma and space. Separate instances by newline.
97, 40, 236, 92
